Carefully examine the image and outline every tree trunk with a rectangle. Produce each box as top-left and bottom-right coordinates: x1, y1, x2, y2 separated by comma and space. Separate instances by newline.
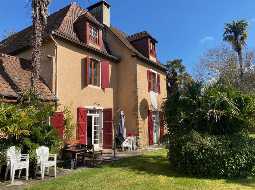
238, 50, 244, 81
31, 0, 43, 91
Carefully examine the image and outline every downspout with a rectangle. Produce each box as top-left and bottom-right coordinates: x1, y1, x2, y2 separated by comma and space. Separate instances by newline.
49, 34, 58, 110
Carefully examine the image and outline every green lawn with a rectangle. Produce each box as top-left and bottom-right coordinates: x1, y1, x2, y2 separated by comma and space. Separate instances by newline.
26, 149, 255, 190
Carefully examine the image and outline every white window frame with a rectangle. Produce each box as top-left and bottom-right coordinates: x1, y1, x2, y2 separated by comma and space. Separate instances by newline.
85, 106, 104, 150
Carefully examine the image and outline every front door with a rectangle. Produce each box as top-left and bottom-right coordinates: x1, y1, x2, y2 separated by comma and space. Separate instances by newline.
152, 112, 160, 144
87, 109, 102, 150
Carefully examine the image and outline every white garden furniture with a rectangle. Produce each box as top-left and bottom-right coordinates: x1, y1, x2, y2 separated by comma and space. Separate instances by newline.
4, 146, 29, 184
36, 146, 57, 180
122, 136, 137, 151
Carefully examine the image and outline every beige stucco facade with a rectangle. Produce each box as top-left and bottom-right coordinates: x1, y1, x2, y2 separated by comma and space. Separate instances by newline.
15, 28, 167, 149
55, 39, 117, 123
17, 40, 56, 91
136, 61, 167, 147
105, 31, 167, 148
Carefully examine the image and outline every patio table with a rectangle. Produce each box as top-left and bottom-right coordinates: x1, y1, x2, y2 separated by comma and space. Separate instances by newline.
64, 147, 85, 169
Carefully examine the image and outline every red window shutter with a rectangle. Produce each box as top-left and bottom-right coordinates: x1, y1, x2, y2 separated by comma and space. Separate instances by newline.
77, 107, 87, 145
157, 74, 161, 94
103, 108, 113, 149
84, 22, 90, 44
50, 112, 64, 139
99, 30, 103, 48
148, 110, 154, 145
147, 70, 151, 92
101, 60, 110, 89
159, 112, 164, 143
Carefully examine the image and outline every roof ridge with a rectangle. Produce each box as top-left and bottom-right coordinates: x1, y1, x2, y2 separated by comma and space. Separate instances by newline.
0, 53, 19, 62
127, 31, 148, 38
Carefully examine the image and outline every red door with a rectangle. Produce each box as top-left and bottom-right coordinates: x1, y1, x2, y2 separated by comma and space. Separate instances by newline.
103, 108, 113, 149
148, 110, 154, 145
51, 112, 65, 139
77, 107, 87, 144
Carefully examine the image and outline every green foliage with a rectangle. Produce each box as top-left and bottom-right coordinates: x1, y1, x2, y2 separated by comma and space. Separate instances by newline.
223, 20, 248, 53
0, 90, 63, 170
164, 82, 255, 135
63, 106, 75, 142
164, 60, 255, 178
171, 131, 255, 178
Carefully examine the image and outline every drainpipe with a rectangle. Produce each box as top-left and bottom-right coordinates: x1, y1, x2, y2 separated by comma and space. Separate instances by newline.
49, 34, 58, 110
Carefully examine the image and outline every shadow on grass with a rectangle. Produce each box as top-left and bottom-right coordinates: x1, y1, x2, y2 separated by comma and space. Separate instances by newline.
108, 150, 255, 188
109, 151, 193, 178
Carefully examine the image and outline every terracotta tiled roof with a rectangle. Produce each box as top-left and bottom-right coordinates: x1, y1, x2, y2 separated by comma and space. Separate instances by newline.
0, 54, 55, 101
0, 3, 116, 61
0, 2, 163, 71
127, 31, 158, 43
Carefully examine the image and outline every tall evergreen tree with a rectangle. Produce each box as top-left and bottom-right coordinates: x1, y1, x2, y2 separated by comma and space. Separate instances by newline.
223, 20, 248, 80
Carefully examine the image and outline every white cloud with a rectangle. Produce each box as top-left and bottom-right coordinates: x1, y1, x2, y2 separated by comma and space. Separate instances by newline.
248, 18, 255, 24
200, 36, 214, 44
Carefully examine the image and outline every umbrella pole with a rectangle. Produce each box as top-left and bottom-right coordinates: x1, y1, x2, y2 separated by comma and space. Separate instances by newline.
113, 123, 116, 160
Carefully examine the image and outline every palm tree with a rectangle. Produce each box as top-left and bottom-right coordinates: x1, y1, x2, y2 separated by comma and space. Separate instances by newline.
31, 0, 51, 91
223, 20, 248, 80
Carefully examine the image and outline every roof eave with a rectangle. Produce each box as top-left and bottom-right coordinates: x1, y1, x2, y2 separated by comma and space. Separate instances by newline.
132, 54, 166, 72
52, 31, 120, 63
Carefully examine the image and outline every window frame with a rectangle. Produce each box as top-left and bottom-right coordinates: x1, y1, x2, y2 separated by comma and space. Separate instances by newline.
149, 40, 156, 57
149, 70, 159, 93
89, 24, 100, 45
88, 58, 101, 87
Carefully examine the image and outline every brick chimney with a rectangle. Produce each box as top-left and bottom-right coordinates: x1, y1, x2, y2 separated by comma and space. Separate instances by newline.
87, 0, 111, 27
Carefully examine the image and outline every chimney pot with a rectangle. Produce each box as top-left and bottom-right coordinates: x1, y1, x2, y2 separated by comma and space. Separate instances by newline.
87, 0, 111, 27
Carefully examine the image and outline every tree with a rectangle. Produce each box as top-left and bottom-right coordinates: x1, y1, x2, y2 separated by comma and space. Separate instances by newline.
196, 45, 255, 92
223, 20, 248, 80
165, 59, 193, 97
31, 0, 51, 90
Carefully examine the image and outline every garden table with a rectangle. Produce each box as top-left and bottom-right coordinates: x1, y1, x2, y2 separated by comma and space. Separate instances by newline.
64, 147, 85, 169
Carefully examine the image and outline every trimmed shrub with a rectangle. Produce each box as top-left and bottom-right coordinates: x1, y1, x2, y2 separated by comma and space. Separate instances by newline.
164, 82, 255, 178
170, 131, 255, 178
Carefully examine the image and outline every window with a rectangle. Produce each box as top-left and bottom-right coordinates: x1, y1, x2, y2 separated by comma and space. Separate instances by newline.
88, 59, 101, 87
89, 25, 99, 45
150, 72, 157, 92
149, 41, 156, 56
148, 70, 160, 93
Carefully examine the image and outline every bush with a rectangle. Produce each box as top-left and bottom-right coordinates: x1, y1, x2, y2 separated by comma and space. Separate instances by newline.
170, 131, 255, 178
164, 82, 255, 178
0, 90, 63, 176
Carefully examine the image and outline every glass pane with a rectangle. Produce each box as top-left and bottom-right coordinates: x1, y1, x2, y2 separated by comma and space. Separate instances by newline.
97, 62, 101, 86
94, 117, 99, 125
94, 133, 99, 140
89, 62, 93, 84
94, 62, 97, 85
94, 126, 99, 131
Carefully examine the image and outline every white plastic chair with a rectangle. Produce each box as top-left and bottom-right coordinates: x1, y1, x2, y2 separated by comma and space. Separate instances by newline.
36, 146, 57, 180
4, 146, 29, 184
122, 138, 133, 151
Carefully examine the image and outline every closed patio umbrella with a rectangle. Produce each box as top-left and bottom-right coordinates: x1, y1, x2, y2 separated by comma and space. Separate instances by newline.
116, 110, 126, 145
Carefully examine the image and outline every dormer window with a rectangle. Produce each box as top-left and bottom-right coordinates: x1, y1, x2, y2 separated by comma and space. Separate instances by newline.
149, 41, 156, 57
127, 32, 158, 61
89, 25, 99, 45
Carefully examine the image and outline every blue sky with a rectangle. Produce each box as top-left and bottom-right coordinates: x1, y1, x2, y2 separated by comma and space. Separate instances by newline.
1, 0, 255, 74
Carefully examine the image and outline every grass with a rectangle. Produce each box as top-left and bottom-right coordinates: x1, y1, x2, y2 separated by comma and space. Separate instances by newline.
26, 149, 255, 190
